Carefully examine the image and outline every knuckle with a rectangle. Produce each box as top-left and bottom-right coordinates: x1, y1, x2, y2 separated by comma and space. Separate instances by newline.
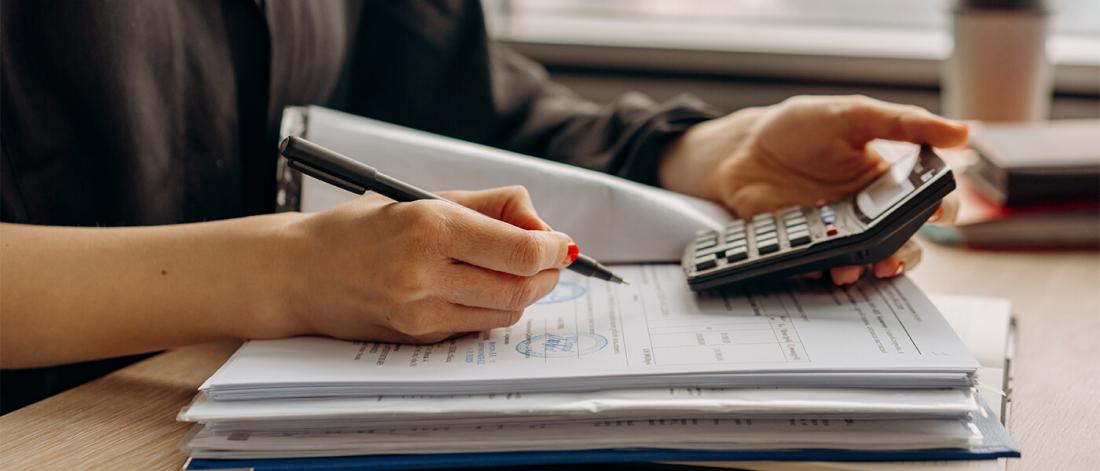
506, 278, 542, 310
508, 310, 524, 325
844, 94, 874, 106
496, 310, 524, 328
506, 185, 531, 201
400, 203, 451, 250
508, 233, 544, 275
408, 332, 449, 345
392, 270, 427, 301
781, 95, 811, 107
403, 201, 449, 228
393, 313, 434, 337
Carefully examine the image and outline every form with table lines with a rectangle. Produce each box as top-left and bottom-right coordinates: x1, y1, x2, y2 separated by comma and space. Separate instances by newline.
201, 265, 978, 398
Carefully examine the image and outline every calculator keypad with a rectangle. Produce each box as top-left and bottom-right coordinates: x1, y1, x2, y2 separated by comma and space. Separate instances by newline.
689, 204, 845, 274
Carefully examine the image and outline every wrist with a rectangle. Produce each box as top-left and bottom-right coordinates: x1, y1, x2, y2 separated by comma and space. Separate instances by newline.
240, 211, 313, 340
657, 106, 768, 202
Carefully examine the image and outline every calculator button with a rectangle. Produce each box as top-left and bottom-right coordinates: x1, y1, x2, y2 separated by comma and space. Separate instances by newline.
757, 238, 780, 255
696, 245, 724, 257
825, 226, 839, 237
755, 230, 776, 239
724, 235, 746, 245
726, 220, 746, 230
752, 213, 773, 222
695, 238, 718, 249
694, 255, 718, 271
721, 234, 748, 244
785, 223, 808, 233
788, 231, 812, 246
714, 241, 747, 257
725, 248, 749, 263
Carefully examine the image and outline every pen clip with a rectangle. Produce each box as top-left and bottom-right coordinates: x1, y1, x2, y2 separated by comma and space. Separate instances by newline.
287, 159, 368, 195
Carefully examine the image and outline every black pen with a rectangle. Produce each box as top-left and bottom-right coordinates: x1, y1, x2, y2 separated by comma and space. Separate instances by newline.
279, 136, 628, 284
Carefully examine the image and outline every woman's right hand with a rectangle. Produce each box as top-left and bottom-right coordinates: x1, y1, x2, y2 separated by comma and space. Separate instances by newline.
271, 186, 574, 344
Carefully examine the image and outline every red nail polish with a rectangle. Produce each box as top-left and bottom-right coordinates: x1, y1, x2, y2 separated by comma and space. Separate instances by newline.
566, 243, 580, 265
930, 207, 943, 222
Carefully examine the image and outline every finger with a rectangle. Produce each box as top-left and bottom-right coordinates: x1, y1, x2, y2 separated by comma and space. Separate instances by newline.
840, 96, 969, 148
871, 239, 923, 278
440, 204, 574, 276
426, 302, 526, 336
441, 186, 550, 231
830, 265, 865, 285
927, 193, 960, 225
437, 263, 561, 311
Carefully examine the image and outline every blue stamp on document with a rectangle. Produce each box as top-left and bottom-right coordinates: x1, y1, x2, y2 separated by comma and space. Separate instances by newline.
516, 333, 608, 358
536, 281, 587, 305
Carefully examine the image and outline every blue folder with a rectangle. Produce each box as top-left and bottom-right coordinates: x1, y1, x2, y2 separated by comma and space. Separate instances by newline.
186, 404, 1018, 470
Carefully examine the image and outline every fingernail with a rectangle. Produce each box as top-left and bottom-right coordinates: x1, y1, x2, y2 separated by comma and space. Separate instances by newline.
929, 206, 943, 223
894, 262, 905, 277
565, 243, 580, 265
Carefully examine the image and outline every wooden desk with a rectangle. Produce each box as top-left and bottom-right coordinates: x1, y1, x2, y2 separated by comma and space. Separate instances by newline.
2, 243, 1098, 470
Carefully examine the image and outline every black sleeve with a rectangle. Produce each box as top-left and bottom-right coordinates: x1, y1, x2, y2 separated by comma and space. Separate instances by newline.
340, 0, 722, 186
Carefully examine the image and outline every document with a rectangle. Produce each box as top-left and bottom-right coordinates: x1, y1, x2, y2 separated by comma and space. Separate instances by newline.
184, 415, 981, 459
931, 294, 1013, 370
181, 386, 977, 432
201, 265, 979, 399
290, 106, 731, 262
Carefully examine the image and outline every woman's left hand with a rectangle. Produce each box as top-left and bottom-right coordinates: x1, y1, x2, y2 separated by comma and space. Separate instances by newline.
658, 95, 967, 284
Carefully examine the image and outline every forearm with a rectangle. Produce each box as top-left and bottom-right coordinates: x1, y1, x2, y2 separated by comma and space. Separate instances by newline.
0, 214, 305, 368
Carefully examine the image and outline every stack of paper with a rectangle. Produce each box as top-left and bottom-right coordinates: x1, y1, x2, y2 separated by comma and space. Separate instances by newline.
199, 266, 980, 400
180, 266, 1018, 468
177, 108, 1018, 469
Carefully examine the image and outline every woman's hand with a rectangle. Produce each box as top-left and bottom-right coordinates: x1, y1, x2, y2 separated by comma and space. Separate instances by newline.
658, 95, 968, 284
0, 185, 570, 368
276, 186, 573, 344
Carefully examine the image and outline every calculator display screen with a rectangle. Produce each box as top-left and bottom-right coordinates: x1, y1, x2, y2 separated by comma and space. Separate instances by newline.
854, 146, 945, 224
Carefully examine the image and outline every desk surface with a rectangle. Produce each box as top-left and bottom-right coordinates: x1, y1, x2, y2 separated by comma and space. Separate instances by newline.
2, 243, 1098, 470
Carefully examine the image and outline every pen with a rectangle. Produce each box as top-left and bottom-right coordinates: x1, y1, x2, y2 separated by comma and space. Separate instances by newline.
279, 136, 628, 284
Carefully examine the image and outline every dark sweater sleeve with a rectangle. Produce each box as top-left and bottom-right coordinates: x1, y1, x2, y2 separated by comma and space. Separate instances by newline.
341, 0, 722, 186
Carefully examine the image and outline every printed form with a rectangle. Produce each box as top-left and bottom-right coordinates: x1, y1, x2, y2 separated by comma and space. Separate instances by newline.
203, 265, 978, 398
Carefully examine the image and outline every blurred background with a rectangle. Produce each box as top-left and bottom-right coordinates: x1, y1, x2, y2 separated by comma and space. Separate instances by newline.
483, 0, 1099, 119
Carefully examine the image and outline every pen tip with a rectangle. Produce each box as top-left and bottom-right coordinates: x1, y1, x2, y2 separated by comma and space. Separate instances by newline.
608, 274, 628, 285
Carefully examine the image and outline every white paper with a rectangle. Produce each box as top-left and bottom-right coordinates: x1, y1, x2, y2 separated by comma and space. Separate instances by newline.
201, 265, 979, 399
930, 294, 1012, 369
679, 296, 1015, 471
184, 416, 980, 459
291, 106, 732, 263
180, 386, 977, 432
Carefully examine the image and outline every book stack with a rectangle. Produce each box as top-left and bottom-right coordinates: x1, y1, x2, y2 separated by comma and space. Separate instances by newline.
921, 120, 1100, 249
175, 108, 1019, 470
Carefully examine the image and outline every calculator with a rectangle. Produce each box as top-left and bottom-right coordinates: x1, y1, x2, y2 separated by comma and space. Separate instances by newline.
683, 144, 955, 291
